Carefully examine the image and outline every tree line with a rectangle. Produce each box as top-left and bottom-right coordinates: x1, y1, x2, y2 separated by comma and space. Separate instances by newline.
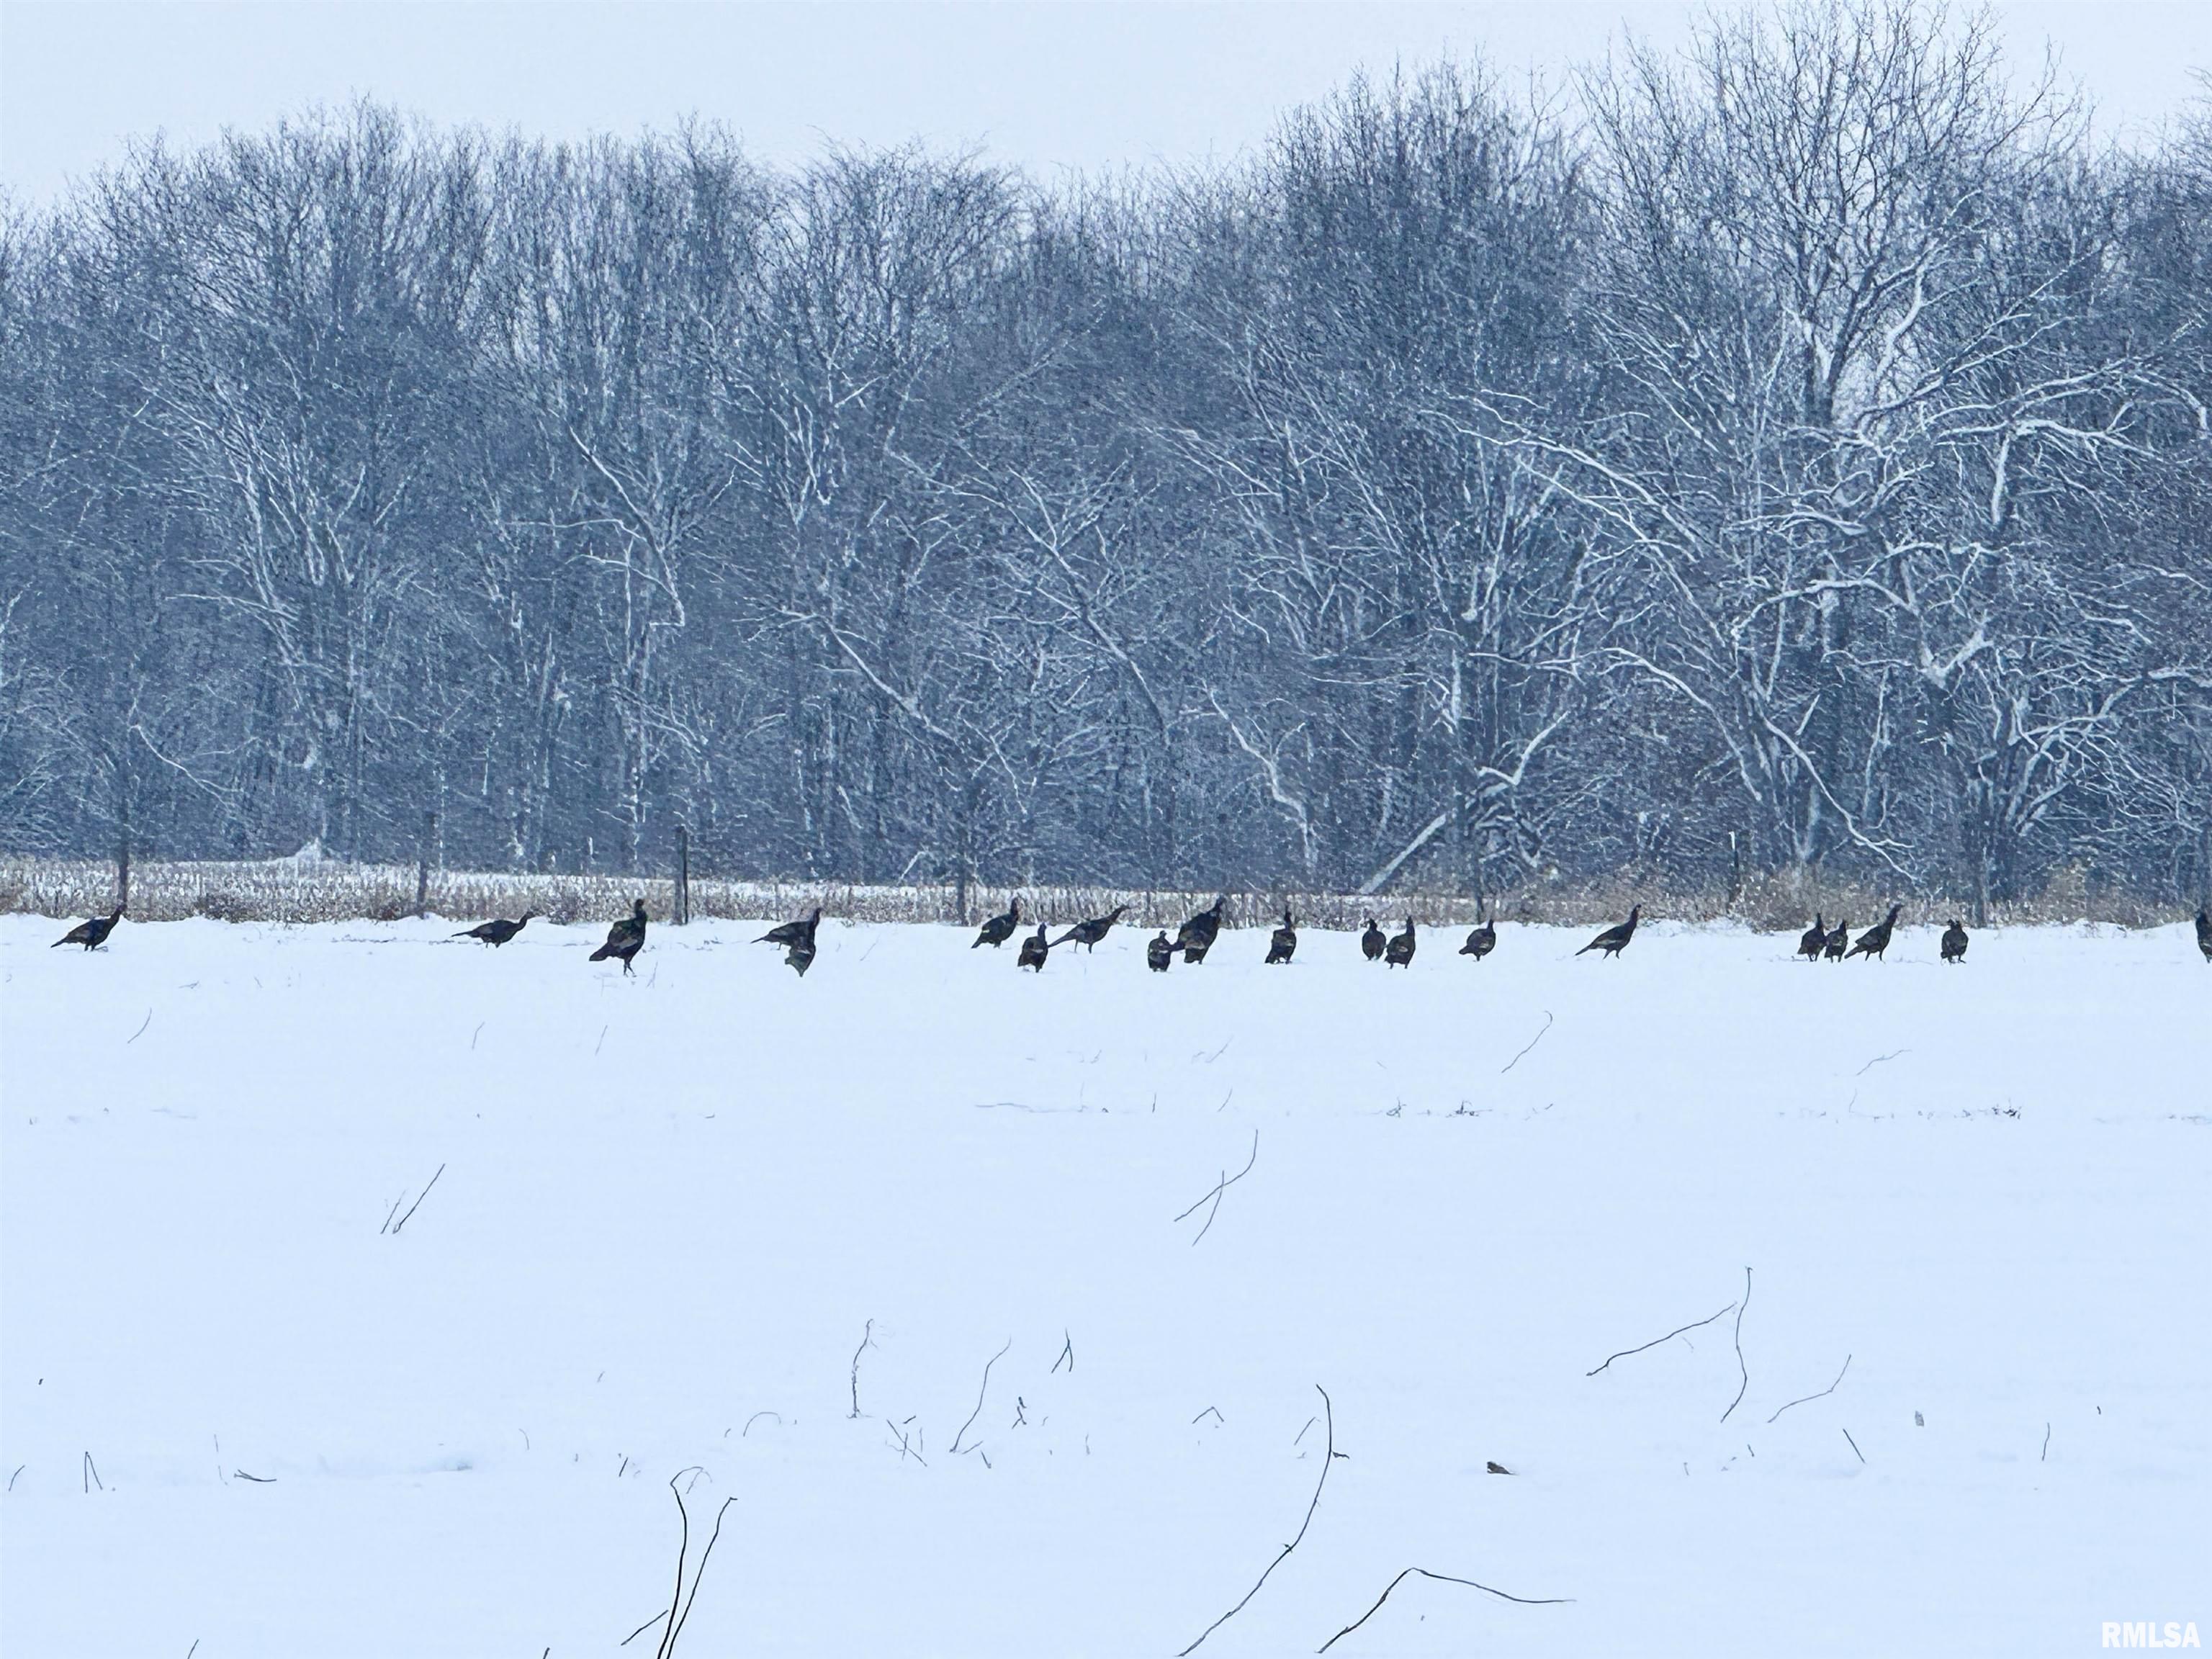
4, 1, 2208, 914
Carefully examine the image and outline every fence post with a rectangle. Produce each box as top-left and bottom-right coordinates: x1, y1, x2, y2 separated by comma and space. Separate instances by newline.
415, 811, 436, 918
675, 824, 691, 926
117, 832, 130, 914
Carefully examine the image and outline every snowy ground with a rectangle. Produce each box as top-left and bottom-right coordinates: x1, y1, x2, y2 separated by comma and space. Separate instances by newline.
2, 912, 2206, 1658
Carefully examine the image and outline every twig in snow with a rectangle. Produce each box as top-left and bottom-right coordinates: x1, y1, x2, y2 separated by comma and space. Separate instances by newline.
472, 1021, 485, 1050
949, 1338, 1013, 1455
1586, 1301, 1738, 1377
741, 1412, 781, 1437
232, 1470, 275, 1483
1719, 1268, 1753, 1423
1766, 1355, 1852, 1424
2041, 1423, 2051, 1462
1842, 1427, 1866, 1464
82, 1452, 102, 1493
849, 1320, 876, 1419
644, 1473, 736, 1659
1052, 1331, 1074, 1374
884, 1419, 927, 1467
1192, 1406, 1226, 1426
386, 1164, 446, 1236
1499, 1012, 1554, 1074
1177, 1385, 1343, 1657
595, 1024, 608, 1056
7, 1464, 22, 1491
1174, 1129, 1259, 1245
1317, 1566, 1573, 1653
1856, 1048, 1910, 1076
125, 1007, 152, 1045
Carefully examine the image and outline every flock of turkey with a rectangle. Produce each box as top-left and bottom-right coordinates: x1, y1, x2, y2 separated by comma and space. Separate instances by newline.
983, 896, 1969, 971
50, 896, 2212, 975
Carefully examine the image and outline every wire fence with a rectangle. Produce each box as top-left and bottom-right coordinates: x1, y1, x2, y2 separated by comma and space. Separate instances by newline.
0, 855, 2185, 932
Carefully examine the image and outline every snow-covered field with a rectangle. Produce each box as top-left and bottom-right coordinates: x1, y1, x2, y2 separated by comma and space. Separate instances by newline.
2, 913, 2206, 1658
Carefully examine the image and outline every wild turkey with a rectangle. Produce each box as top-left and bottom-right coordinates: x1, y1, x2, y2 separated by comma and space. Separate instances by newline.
590, 899, 648, 974
1176, 896, 1227, 962
52, 906, 124, 950
1360, 917, 1386, 961
1146, 930, 1176, 972
1265, 909, 1297, 964
1796, 914, 1827, 961
1823, 917, 1850, 961
785, 936, 816, 977
1017, 922, 1051, 972
1577, 904, 1640, 958
1053, 904, 1128, 953
1846, 904, 1903, 961
973, 897, 1021, 948
2196, 907, 2211, 963
454, 912, 534, 948
1384, 917, 1416, 968
1459, 914, 1496, 961
757, 906, 822, 951
1941, 919, 1969, 964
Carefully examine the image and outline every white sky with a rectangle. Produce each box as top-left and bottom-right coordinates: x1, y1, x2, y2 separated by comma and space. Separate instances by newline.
2, 1, 2207, 204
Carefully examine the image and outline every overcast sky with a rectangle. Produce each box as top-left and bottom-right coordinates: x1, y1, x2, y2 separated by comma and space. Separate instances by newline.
2, 1, 2207, 203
